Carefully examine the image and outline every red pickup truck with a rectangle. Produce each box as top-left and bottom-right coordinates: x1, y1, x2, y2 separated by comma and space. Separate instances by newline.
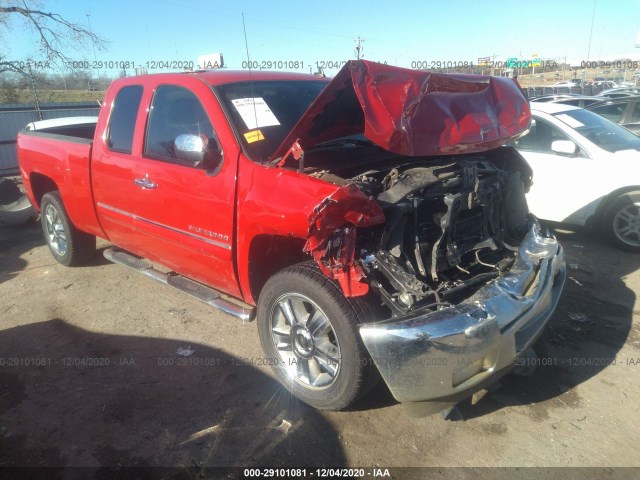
18, 61, 566, 416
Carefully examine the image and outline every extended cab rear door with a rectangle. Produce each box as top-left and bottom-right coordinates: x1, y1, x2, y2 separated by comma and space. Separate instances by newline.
92, 81, 146, 250
130, 76, 241, 297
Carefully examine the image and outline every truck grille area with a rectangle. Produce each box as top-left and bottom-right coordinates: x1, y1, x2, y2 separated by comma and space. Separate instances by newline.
353, 155, 532, 316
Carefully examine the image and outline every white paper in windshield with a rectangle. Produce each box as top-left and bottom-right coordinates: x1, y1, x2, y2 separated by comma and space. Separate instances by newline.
556, 114, 584, 129
231, 97, 280, 130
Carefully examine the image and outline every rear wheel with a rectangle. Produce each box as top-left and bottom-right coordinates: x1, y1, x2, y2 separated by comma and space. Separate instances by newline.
257, 262, 379, 410
41, 192, 96, 266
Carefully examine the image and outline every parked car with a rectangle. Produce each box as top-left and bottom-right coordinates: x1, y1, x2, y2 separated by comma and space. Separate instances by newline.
514, 102, 640, 251
551, 96, 604, 108
585, 96, 640, 135
597, 87, 640, 98
531, 94, 583, 103
601, 92, 638, 99
594, 81, 619, 90
531, 94, 604, 108
551, 81, 578, 92
18, 61, 565, 415
552, 81, 576, 88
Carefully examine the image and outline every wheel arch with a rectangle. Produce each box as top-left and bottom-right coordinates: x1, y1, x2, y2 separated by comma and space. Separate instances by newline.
247, 234, 309, 303
587, 185, 640, 230
29, 172, 59, 209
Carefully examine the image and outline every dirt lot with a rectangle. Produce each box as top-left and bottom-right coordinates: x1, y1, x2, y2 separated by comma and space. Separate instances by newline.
0, 220, 639, 477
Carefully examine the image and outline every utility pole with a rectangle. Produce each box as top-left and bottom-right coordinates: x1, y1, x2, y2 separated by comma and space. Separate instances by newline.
27, 63, 42, 120
354, 37, 364, 60
518, 50, 523, 78
490, 53, 498, 76
531, 53, 537, 76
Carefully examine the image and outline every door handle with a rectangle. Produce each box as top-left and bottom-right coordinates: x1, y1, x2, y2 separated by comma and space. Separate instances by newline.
134, 178, 157, 189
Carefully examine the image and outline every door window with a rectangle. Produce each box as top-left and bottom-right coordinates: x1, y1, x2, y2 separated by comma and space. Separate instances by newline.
589, 103, 626, 123
144, 85, 217, 166
515, 118, 580, 155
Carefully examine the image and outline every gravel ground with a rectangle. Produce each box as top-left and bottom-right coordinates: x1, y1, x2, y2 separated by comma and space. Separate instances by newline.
0, 220, 638, 477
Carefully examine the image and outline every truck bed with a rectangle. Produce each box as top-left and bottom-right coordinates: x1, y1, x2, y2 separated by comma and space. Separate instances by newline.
17, 128, 104, 238
25, 116, 98, 141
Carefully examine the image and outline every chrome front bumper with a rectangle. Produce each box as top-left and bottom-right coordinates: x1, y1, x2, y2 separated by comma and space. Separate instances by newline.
359, 222, 566, 410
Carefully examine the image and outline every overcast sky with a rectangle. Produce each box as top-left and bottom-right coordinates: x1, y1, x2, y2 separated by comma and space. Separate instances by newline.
4, 0, 640, 75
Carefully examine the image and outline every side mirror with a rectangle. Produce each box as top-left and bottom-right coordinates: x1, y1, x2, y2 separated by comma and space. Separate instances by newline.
174, 134, 222, 170
551, 140, 577, 156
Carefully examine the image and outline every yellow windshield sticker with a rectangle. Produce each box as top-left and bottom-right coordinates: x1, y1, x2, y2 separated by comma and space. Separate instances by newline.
244, 129, 265, 143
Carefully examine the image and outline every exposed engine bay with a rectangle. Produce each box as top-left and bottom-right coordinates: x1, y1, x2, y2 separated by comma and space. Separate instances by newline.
305, 146, 533, 316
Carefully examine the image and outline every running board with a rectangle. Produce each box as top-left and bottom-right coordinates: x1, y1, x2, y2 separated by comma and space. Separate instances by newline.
103, 247, 255, 322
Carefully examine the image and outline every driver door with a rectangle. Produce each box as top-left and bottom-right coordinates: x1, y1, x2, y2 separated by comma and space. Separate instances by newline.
130, 78, 239, 295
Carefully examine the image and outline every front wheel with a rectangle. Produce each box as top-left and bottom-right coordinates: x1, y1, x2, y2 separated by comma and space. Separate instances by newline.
602, 190, 640, 252
257, 262, 379, 410
41, 191, 96, 266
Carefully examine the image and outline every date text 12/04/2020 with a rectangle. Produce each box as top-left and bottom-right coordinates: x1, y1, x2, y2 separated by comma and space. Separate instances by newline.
9, 58, 640, 73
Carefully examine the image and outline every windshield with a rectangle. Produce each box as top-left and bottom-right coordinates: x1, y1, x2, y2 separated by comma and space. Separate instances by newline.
216, 80, 328, 162
553, 108, 640, 153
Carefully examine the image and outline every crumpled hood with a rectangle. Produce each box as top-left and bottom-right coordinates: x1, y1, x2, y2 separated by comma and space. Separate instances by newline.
271, 60, 531, 160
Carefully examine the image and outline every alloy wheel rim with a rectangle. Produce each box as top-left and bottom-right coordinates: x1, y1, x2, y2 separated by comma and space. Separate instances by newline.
44, 204, 67, 256
613, 202, 640, 247
270, 293, 341, 390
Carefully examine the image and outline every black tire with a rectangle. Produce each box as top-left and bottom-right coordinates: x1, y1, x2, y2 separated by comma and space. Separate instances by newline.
40, 191, 96, 266
257, 261, 379, 410
601, 190, 640, 252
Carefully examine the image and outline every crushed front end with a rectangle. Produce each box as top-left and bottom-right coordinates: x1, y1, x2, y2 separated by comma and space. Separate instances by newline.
359, 221, 564, 415
302, 146, 565, 414
276, 61, 565, 414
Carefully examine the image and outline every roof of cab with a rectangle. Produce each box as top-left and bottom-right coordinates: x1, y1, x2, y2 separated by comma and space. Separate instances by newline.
189, 69, 325, 86
109, 69, 326, 91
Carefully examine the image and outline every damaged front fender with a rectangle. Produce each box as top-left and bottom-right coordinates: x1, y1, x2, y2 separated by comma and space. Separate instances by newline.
304, 184, 385, 297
